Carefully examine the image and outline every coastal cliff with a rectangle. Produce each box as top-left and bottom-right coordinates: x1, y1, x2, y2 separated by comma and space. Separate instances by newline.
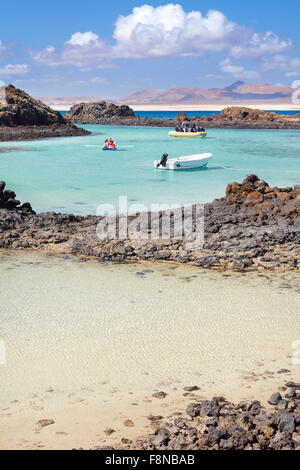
0, 85, 91, 141
65, 101, 300, 129
0, 175, 299, 272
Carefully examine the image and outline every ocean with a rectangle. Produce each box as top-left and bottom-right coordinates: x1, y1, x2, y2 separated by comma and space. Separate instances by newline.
0, 125, 299, 215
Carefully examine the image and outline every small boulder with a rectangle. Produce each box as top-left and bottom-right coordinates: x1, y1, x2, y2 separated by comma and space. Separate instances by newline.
268, 392, 283, 406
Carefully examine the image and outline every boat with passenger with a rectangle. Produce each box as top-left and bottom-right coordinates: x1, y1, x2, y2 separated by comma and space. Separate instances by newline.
169, 122, 207, 138
102, 138, 118, 151
154, 153, 213, 170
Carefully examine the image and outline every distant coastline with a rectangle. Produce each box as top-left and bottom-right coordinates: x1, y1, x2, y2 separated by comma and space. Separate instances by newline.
51, 103, 300, 112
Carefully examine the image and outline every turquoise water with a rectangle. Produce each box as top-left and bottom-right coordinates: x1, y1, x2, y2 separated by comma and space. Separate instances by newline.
0, 125, 300, 215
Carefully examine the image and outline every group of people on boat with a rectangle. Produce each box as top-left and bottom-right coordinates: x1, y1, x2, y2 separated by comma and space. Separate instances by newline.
175, 124, 206, 133
103, 138, 117, 149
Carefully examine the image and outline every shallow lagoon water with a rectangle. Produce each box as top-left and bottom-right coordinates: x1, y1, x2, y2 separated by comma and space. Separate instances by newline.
0, 126, 300, 215
0, 252, 299, 403
0, 252, 299, 449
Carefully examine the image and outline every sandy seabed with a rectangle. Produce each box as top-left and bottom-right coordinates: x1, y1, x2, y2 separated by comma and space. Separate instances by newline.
0, 252, 299, 450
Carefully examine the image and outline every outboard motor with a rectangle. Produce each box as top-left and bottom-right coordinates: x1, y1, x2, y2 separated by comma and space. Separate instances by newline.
157, 153, 168, 168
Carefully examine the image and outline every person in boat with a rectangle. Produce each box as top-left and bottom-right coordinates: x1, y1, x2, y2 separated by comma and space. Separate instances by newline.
104, 138, 117, 149
156, 153, 168, 168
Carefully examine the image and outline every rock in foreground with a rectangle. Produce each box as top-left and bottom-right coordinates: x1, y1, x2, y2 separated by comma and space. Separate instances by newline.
0, 85, 90, 140
119, 383, 300, 451
0, 175, 299, 271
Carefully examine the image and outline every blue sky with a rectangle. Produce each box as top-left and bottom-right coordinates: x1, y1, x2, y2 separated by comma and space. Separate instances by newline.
0, 0, 300, 97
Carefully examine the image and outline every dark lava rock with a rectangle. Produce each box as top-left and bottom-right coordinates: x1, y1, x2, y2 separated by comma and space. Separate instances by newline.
183, 386, 200, 392
65, 104, 300, 129
0, 84, 65, 126
65, 101, 136, 124
0, 181, 34, 213
268, 392, 283, 406
0, 84, 90, 140
117, 384, 300, 451
0, 175, 299, 272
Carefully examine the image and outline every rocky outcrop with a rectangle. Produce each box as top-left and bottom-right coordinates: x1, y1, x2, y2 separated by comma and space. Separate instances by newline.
198, 107, 300, 129
65, 104, 300, 129
117, 382, 300, 451
0, 85, 66, 127
218, 107, 283, 122
0, 181, 34, 213
0, 85, 91, 140
0, 175, 299, 271
65, 101, 136, 124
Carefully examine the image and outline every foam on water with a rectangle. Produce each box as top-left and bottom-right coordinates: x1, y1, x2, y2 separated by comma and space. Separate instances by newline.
0, 126, 300, 215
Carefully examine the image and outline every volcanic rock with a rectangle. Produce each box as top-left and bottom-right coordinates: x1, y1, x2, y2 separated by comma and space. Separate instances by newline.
65, 101, 136, 124
0, 85, 90, 140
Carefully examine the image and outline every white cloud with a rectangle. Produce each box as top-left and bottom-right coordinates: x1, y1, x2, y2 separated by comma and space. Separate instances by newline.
89, 76, 106, 84
30, 3, 294, 74
66, 32, 100, 46
32, 35, 111, 69
112, 4, 245, 58
262, 55, 300, 77
0, 64, 30, 76
220, 58, 260, 80
230, 32, 292, 59
32, 46, 58, 66
112, 4, 293, 60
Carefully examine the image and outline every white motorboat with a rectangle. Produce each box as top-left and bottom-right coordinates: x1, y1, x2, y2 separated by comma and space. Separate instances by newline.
154, 153, 213, 170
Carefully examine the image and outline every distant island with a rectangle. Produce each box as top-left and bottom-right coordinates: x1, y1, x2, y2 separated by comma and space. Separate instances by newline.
37, 81, 300, 111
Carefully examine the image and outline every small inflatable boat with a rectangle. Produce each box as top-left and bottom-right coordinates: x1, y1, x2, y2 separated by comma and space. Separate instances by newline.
168, 131, 207, 138
102, 146, 118, 151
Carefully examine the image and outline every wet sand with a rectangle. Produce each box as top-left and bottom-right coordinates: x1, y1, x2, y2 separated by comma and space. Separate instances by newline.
0, 252, 299, 449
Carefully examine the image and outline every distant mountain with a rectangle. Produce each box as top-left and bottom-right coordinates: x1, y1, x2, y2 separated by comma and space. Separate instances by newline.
120, 82, 293, 105
224, 81, 245, 92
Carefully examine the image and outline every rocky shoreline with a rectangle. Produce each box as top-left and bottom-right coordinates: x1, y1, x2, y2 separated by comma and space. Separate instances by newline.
0, 124, 90, 142
66, 116, 300, 130
109, 382, 300, 451
65, 103, 300, 130
0, 175, 299, 272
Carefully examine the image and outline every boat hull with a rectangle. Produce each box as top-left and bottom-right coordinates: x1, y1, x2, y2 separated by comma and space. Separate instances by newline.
168, 131, 207, 138
154, 154, 213, 170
